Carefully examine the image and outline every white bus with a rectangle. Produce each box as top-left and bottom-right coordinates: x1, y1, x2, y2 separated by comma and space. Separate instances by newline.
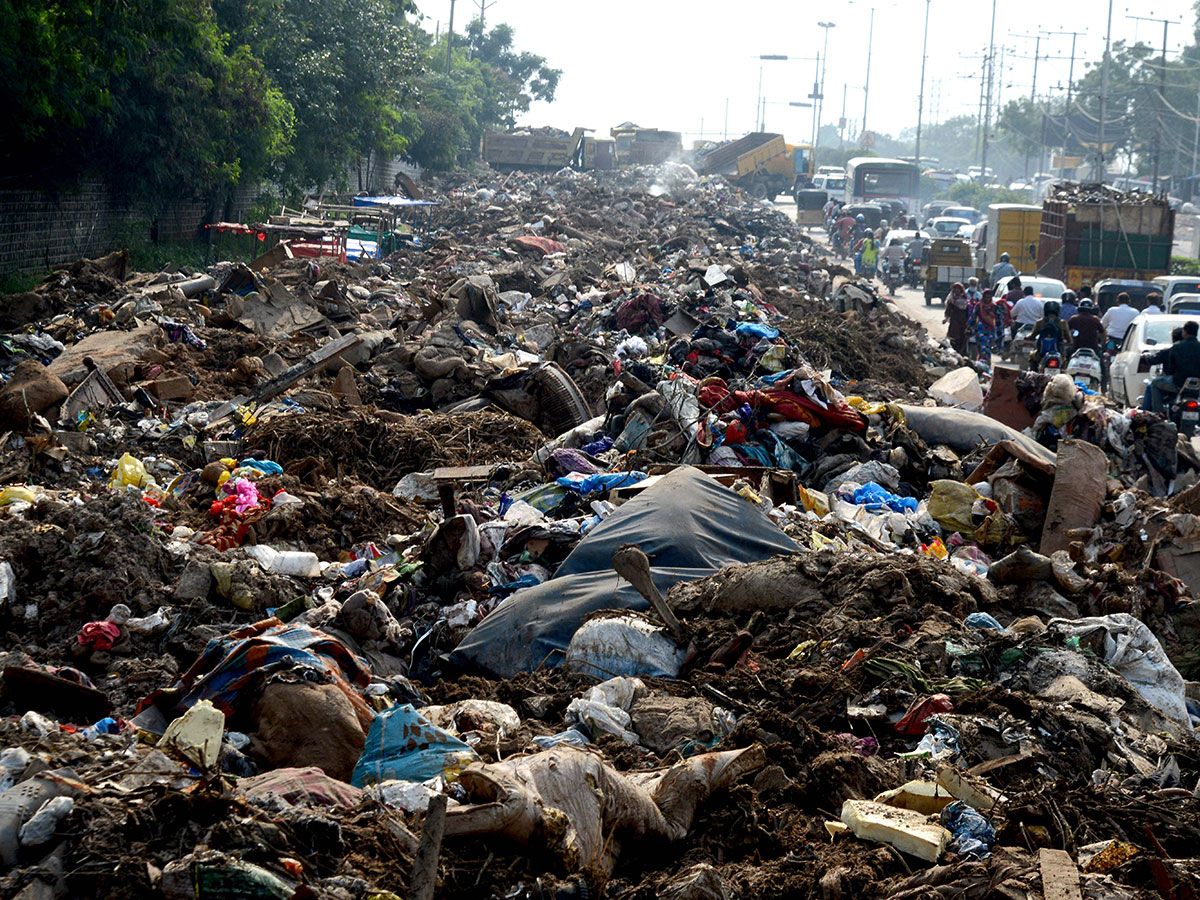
845, 157, 921, 214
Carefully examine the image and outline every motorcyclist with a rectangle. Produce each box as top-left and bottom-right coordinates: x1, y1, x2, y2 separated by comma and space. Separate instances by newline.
990, 252, 1017, 286
1100, 292, 1139, 344
1148, 319, 1200, 413
853, 213, 872, 242
856, 233, 880, 278
833, 212, 856, 254
1140, 327, 1184, 409
1060, 289, 1078, 322
1069, 298, 1107, 388
882, 237, 907, 267
1028, 300, 1071, 370
1009, 284, 1045, 338
904, 232, 927, 284
891, 211, 908, 229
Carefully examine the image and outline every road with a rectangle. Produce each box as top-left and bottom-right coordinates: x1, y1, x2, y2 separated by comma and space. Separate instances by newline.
771, 198, 948, 339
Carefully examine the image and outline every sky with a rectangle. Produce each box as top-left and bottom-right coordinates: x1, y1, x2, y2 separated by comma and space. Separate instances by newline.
424, 0, 1199, 147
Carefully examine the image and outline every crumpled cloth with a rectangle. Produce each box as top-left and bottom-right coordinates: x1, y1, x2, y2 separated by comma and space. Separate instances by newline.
77, 621, 121, 651
614, 293, 664, 333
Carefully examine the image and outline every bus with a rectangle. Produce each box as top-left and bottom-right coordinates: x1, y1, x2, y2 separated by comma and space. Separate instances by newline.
845, 157, 921, 214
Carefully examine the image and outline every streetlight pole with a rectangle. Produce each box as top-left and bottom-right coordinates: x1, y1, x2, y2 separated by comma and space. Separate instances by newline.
445, 0, 456, 76
1010, 32, 1046, 179
915, 0, 931, 172
861, 8, 875, 142
810, 54, 821, 147
815, 22, 835, 157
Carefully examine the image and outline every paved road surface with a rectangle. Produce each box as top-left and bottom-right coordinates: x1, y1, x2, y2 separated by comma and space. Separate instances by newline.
771, 199, 949, 339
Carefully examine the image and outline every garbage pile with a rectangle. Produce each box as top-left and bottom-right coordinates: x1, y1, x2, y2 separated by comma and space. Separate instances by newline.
0, 164, 1196, 900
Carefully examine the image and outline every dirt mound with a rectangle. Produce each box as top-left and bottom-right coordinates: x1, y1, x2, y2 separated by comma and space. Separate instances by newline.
244, 408, 546, 490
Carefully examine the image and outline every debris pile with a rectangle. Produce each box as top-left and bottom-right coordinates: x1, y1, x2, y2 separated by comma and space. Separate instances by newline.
0, 164, 1196, 900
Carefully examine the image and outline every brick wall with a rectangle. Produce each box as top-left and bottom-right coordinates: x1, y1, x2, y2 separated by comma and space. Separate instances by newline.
0, 181, 258, 278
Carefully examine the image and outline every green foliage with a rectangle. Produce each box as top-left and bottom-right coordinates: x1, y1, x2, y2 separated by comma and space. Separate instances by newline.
1172, 255, 1200, 275
1, 0, 293, 202
946, 181, 1029, 209
408, 19, 561, 171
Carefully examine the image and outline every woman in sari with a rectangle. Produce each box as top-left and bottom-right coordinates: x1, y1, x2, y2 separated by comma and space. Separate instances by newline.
943, 282, 970, 356
967, 289, 1004, 363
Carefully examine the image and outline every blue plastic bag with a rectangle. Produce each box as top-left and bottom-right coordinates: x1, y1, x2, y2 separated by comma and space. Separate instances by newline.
964, 612, 1006, 632
851, 481, 918, 513
557, 471, 648, 495
734, 322, 780, 341
351, 704, 479, 787
940, 800, 996, 859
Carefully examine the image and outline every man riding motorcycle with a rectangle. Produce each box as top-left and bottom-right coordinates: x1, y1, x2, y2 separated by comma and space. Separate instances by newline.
832, 212, 856, 255
1068, 298, 1108, 388
990, 252, 1016, 286
1028, 300, 1071, 371
1148, 319, 1200, 414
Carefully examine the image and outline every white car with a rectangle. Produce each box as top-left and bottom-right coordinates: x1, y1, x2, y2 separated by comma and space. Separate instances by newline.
1109, 313, 1200, 407
929, 216, 972, 237
993, 275, 1066, 300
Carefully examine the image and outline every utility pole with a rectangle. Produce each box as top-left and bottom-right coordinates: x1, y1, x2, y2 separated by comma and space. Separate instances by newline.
1041, 30, 1084, 161
475, 0, 495, 27
980, 0, 998, 180
840, 83, 848, 149
862, 7, 875, 142
810, 54, 821, 148
1193, 81, 1200, 200
1011, 32, 1046, 179
915, 0, 931, 175
1128, 15, 1177, 193
756, 66, 764, 131
446, 0, 455, 76
1097, 0, 1114, 180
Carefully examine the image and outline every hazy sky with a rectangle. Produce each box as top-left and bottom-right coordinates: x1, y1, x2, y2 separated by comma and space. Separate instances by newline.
426, 0, 1198, 145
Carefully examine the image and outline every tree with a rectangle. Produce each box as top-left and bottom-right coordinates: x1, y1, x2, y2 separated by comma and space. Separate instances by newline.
408, 19, 561, 170
212, 0, 423, 193
0, 0, 293, 203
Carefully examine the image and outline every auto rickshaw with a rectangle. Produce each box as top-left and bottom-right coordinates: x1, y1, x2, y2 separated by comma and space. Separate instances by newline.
794, 189, 827, 230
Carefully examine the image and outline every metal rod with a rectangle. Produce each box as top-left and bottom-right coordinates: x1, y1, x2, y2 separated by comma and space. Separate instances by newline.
445, 0, 455, 76
862, 8, 874, 141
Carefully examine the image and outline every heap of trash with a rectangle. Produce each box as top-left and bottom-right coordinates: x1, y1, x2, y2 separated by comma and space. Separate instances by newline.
0, 163, 1196, 900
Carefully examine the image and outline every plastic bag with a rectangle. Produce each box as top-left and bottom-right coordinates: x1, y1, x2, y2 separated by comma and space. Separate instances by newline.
110, 453, 156, 490
565, 615, 685, 679
927, 480, 981, 534
940, 801, 995, 859
351, 704, 479, 788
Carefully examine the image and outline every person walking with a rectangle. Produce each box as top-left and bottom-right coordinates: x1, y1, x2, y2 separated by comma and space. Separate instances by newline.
968, 289, 1004, 364
943, 282, 970, 356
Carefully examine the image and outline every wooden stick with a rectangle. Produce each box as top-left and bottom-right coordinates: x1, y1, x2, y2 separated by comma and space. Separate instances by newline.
411, 793, 448, 900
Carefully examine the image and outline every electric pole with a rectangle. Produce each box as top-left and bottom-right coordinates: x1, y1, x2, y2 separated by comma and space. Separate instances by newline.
915, 0, 931, 175
815, 22, 835, 157
1097, 0, 1114, 180
1127, 14, 1178, 193
980, 0, 998, 181
446, 0, 455, 76
475, 0, 495, 26
1041, 29, 1085, 164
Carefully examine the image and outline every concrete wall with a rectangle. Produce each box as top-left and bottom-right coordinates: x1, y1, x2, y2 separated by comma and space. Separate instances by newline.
0, 181, 256, 278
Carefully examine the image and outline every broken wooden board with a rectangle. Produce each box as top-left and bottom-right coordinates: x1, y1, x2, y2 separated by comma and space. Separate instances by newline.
204, 333, 362, 429
1039, 847, 1082, 900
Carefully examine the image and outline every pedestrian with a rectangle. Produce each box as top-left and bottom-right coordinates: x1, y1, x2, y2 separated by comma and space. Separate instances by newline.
944, 282, 970, 356
968, 289, 1004, 364
1143, 292, 1164, 315
965, 276, 983, 303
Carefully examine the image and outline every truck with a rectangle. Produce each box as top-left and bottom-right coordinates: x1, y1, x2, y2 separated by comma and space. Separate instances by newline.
1035, 183, 1175, 291
922, 237, 984, 305
609, 125, 683, 165
695, 132, 814, 201
983, 203, 1042, 275
481, 127, 588, 171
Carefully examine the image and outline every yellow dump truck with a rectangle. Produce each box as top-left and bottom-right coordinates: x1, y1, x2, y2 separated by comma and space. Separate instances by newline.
984, 203, 1042, 276
481, 128, 588, 171
609, 125, 684, 165
697, 133, 815, 201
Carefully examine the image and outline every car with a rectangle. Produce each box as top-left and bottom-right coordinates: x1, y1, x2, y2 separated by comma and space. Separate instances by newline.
922, 200, 954, 223
928, 216, 972, 237
1151, 275, 1200, 304
942, 205, 982, 225
955, 224, 975, 239
1168, 293, 1200, 314
1094, 278, 1161, 313
993, 275, 1066, 299
1109, 313, 1200, 407
884, 228, 932, 244
812, 173, 847, 194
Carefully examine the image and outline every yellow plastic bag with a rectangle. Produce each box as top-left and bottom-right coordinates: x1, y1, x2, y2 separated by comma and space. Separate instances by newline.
796, 484, 830, 517
0, 486, 38, 506
927, 480, 981, 534
921, 536, 949, 559
110, 453, 155, 490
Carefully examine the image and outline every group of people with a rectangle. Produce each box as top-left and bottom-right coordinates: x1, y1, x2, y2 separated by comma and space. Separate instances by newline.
942, 281, 1200, 415
826, 201, 926, 279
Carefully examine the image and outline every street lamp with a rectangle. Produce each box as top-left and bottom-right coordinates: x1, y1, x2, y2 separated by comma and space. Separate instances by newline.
753, 55, 818, 132
915, 0, 931, 176
814, 23, 836, 156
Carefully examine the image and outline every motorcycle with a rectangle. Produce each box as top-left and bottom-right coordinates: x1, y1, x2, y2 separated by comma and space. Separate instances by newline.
882, 260, 903, 293
904, 256, 921, 288
1065, 348, 1103, 391
1040, 349, 1063, 374
1005, 324, 1035, 364
1168, 377, 1200, 437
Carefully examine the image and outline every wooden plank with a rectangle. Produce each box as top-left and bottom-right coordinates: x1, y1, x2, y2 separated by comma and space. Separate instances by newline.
431, 465, 496, 482
1039, 848, 1083, 900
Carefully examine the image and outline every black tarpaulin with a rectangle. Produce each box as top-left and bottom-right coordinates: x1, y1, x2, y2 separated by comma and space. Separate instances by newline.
450, 466, 797, 678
